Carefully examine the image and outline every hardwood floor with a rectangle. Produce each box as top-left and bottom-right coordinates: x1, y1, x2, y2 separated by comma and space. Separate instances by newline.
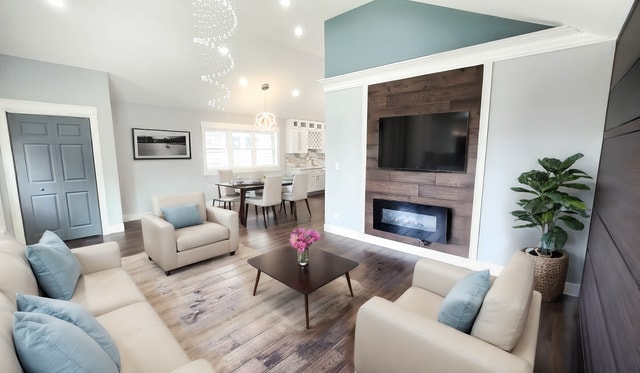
67, 194, 581, 372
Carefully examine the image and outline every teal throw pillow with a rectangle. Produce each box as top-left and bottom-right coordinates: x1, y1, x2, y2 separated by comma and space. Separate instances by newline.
26, 230, 82, 300
13, 312, 118, 373
437, 269, 490, 333
16, 293, 121, 370
161, 203, 203, 229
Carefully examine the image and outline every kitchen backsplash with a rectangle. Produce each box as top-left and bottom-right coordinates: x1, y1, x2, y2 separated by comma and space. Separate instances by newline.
285, 150, 325, 168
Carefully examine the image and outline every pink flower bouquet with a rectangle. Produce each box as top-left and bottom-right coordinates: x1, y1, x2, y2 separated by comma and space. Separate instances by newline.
289, 228, 320, 253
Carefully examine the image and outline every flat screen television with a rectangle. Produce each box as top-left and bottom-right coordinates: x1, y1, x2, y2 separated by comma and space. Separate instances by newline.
377, 111, 469, 173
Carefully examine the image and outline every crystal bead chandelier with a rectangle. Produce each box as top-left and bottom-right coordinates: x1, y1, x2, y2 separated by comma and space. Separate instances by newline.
255, 83, 277, 131
192, 0, 238, 111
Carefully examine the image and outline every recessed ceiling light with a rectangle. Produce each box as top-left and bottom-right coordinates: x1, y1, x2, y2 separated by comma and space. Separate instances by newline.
218, 46, 229, 56
239, 77, 248, 87
292, 89, 300, 97
294, 26, 304, 37
279, 0, 291, 8
47, 0, 64, 7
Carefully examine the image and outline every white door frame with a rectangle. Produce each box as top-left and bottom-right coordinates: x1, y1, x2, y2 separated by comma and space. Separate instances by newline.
0, 99, 111, 244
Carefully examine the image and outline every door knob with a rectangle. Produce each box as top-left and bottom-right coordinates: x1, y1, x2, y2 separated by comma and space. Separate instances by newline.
39, 188, 44, 191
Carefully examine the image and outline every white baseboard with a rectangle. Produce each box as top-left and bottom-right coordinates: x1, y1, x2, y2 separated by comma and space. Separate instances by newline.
103, 223, 125, 235
324, 223, 581, 297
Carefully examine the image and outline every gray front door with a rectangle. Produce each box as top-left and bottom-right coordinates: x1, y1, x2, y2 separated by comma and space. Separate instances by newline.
7, 113, 102, 244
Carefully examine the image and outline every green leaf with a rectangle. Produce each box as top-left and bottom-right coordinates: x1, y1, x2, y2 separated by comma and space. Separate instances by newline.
562, 183, 591, 190
541, 226, 568, 251
511, 187, 536, 194
558, 215, 585, 231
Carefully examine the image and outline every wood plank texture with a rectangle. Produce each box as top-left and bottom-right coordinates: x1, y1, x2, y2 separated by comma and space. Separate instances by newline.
69, 194, 579, 373
578, 6, 640, 371
365, 65, 483, 257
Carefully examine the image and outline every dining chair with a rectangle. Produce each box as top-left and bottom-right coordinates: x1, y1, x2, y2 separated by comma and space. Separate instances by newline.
214, 169, 240, 209
245, 175, 282, 228
281, 173, 311, 220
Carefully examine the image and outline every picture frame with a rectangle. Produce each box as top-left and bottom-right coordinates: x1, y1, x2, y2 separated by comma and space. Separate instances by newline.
132, 128, 191, 160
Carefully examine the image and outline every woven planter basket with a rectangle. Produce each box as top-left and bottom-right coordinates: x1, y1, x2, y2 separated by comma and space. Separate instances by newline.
525, 248, 569, 303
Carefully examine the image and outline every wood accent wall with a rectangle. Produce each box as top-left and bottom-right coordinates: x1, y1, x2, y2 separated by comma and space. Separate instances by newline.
365, 66, 483, 257
579, 4, 640, 371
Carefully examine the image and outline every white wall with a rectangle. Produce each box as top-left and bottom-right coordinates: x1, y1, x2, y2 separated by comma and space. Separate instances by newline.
478, 42, 615, 284
322, 38, 616, 287
111, 101, 288, 219
324, 87, 366, 231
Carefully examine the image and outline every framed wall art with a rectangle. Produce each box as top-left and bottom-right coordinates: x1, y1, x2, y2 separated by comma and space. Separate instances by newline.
132, 128, 191, 160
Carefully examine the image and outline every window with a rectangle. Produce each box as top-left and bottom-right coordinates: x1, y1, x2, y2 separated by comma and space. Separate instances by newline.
202, 122, 279, 174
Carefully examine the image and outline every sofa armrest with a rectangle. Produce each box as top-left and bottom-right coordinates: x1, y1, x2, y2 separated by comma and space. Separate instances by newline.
355, 297, 533, 373
171, 359, 216, 373
141, 214, 179, 270
206, 207, 239, 252
411, 257, 474, 297
71, 242, 121, 275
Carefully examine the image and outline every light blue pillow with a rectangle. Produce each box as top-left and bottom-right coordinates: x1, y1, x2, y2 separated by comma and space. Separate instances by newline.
26, 230, 82, 300
16, 293, 121, 370
437, 269, 490, 333
13, 312, 118, 373
161, 203, 203, 229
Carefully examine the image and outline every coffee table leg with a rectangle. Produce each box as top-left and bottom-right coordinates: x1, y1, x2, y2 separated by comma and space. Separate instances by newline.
345, 272, 354, 297
252, 270, 262, 296
304, 294, 310, 329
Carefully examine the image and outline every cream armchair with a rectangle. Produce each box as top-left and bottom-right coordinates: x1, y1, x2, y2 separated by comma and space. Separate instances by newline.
354, 252, 541, 373
141, 192, 239, 275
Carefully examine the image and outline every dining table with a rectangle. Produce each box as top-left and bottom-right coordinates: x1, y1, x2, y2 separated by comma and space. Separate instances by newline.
216, 178, 292, 226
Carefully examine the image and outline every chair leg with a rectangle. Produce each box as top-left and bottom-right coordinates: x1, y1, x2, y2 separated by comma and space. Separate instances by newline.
245, 203, 249, 222
261, 207, 268, 228
271, 205, 278, 224
304, 198, 311, 217
292, 201, 298, 220
281, 200, 287, 218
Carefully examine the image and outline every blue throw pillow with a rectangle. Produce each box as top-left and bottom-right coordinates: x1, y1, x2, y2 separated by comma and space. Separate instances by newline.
16, 293, 121, 370
437, 269, 490, 333
13, 312, 118, 373
26, 230, 82, 300
161, 203, 203, 229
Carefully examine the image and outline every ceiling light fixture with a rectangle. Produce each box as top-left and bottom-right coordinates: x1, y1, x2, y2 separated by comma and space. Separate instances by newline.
279, 0, 291, 8
292, 89, 300, 97
192, 0, 238, 111
294, 26, 304, 37
255, 83, 277, 131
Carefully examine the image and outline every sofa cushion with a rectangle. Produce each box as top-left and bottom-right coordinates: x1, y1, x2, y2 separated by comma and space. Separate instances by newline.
16, 293, 121, 369
0, 235, 38, 304
395, 287, 443, 319
162, 203, 203, 229
175, 221, 229, 252
97, 302, 191, 372
13, 312, 118, 373
438, 269, 490, 333
26, 230, 82, 300
71, 267, 147, 317
471, 251, 535, 351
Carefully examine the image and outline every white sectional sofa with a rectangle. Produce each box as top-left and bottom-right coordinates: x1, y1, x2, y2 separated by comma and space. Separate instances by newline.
0, 234, 215, 372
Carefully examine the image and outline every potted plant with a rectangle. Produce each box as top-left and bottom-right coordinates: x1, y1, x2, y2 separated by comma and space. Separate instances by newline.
511, 153, 592, 302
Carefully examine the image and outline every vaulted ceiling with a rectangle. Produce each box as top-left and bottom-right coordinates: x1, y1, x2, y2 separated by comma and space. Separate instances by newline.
0, 0, 635, 121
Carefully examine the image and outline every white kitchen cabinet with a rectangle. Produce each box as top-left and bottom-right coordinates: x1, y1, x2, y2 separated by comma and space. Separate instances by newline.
306, 168, 325, 193
285, 119, 325, 153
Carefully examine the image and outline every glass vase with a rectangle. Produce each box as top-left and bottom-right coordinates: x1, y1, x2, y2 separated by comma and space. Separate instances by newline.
297, 247, 309, 266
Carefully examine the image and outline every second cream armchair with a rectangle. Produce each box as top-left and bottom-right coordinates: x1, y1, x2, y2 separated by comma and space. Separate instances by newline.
141, 192, 239, 275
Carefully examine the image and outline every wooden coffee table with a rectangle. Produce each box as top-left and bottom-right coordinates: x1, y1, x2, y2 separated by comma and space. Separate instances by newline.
247, 246, 359, 329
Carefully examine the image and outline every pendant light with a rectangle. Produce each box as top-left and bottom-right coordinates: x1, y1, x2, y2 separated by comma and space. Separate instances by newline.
255, 83, 277, 131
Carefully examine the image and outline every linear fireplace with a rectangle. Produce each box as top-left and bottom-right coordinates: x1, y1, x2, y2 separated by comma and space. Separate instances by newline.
373, 199, 449, 245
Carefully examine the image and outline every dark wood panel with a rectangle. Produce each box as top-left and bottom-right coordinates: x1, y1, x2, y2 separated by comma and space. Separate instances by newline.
582, 213, 640, 371
365, 65, 483, 258
592, 130, 640, 281
580, 6, 640, 370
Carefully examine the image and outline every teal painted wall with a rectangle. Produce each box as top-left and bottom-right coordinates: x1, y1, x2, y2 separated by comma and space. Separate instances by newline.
325, 0, 549, 77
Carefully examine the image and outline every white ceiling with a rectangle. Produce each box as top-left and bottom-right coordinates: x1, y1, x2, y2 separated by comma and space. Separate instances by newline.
0, 0, 634, 122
